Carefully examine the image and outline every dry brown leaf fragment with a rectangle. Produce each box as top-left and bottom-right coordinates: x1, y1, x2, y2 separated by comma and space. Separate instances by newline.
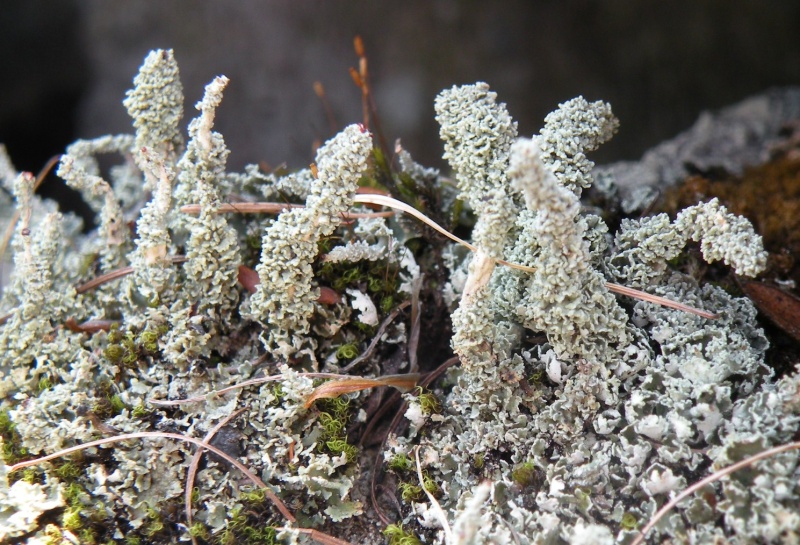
740, 280, 800, 341
304, 373, 420, 409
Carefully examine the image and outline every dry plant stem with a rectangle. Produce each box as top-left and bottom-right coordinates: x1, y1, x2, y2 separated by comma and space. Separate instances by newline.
415, 445, 453, 543
368, 356, 459, 525
185, 408, 246, 545
0, 155, 61, 263
148, 372, 375, 406
408, 275, 424, 373
180, 202, 394, 219
276, 527, 355, 545
631, 440, 800, 545
341, 300, 411, 372
75, 255, 188, 294
356, 195, 718, 318
8, 430, 296, 523
313, 80, 339, 135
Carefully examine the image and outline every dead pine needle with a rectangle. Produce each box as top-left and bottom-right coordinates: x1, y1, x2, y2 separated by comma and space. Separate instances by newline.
185, 409, 246, 545
631, 440, 800, 545
8, 430, 296, 523
75, 255, 188, 294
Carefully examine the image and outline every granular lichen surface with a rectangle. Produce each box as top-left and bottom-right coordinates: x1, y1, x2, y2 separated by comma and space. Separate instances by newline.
0, 49, 798, 545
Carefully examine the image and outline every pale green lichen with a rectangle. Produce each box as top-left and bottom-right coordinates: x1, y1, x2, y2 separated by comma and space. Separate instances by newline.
244, 123, 372, 361
0, 51, 795, 545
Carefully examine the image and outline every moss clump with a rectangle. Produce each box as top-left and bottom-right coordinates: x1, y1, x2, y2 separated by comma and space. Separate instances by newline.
399, 482, 423, 503
316, 397, 359, 463
415, 387, 442, 415
0, 409, 29, 467
335, 342, 359, 360
620, 512, 638, 530
216, 506, 277, 545
388, 453, 412, 472
511, 461, 541, 488
383, 523, 423, 545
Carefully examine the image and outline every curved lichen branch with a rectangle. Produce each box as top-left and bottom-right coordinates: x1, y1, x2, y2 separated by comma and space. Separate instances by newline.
245, 124, 373, 359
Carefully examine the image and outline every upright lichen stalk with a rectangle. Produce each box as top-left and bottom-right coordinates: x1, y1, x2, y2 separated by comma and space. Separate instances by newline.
245, 124, 373, 361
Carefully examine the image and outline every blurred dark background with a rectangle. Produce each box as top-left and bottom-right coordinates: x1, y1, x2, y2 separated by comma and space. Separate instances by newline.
2, 0, 799, 183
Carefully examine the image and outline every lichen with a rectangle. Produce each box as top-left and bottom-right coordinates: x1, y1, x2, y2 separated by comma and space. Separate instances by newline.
0, 51, 794, 545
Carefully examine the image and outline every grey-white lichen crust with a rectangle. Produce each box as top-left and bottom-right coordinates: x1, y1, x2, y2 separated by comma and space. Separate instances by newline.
0, 49, 797, 545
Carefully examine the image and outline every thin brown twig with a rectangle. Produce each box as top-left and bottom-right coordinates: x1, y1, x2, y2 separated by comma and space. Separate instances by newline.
0, 155, 61, 263
631, 440, 800, 545
185, 409, 246, 545
275, 527, 355, 545
313, 81, 339, 135
368, 356, 459, 525
8, 430, 296, 523
75, 255, 188, 294
341, 300, 411, 372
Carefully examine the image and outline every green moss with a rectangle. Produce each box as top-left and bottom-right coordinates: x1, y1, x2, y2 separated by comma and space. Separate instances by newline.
189, 522, 210, 540
53, 461, 82, 481
139, 329, 160, 353
620, 512, 638, 530
37, 376, 53, 394
380, 294, 394, 313
142, 504, 165, 538
326, 438, 358, 462
336, 342, 359, 360
22, 468, 39, 484
399, 482, 423, 503
318, 412, 346, 437
388, 453, 412, 472
131, 403, 151, 418
0, 409, 29, 466
103, 343, 124, 363
62, 507, 83, 531
415, 387, 442, 415
240, 488, 267, 504
422, 472, 441, 497
383, 523, 422, 545
511, 461, 540, 488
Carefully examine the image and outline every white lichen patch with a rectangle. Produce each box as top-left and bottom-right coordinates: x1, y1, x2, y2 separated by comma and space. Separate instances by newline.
0, 50, 794, 545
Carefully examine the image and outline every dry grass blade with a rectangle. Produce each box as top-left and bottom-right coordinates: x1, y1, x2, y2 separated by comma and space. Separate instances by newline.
185, 409, 246, 545
180, 202, 393, 219
631, 440, 800, 545
148, 372, 352, 406
415, 445, 452, 543
8, 430, 296, 523
354, 194, 477, 251
408, 275, 424, 373
605, 282, 718, 319
354, 194, 718, 319
304, 373, 421, 409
